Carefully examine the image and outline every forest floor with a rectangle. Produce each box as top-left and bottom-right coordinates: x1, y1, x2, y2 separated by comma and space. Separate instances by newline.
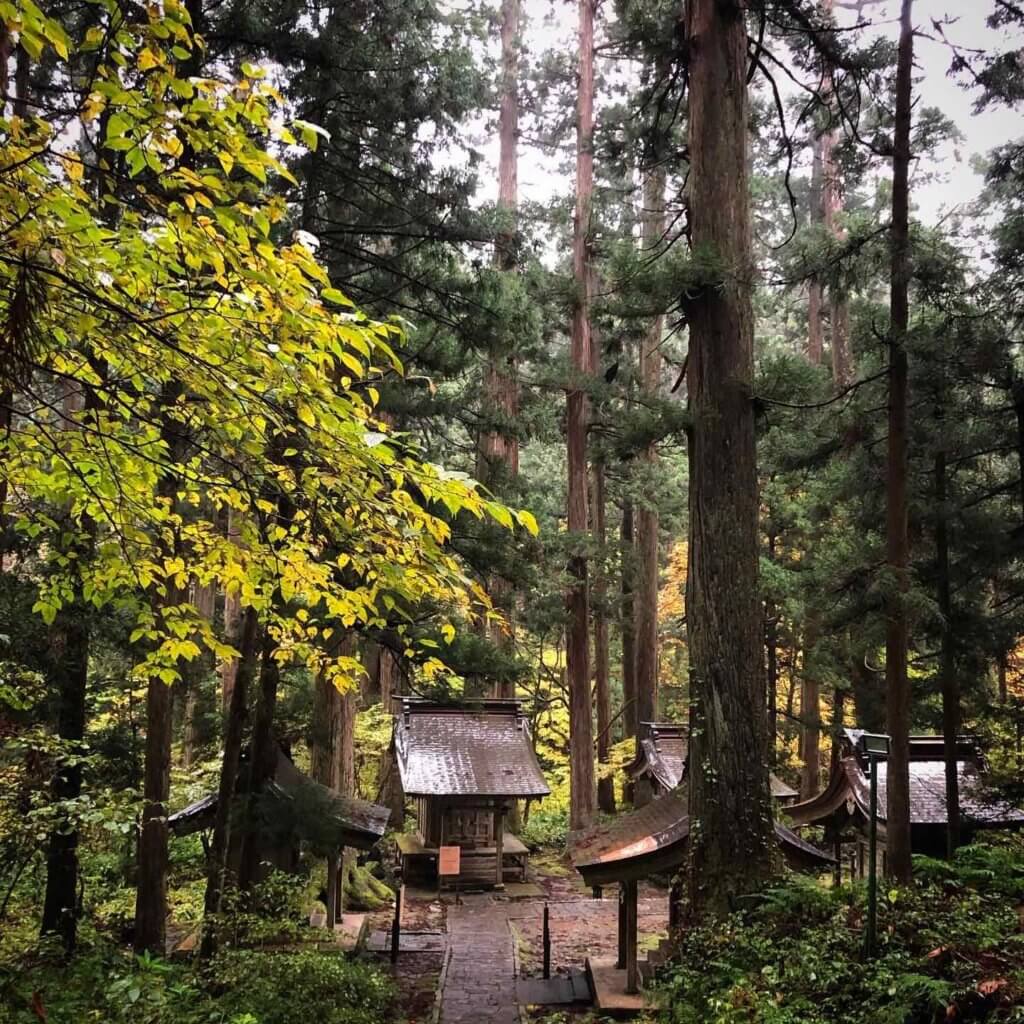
365, 848, 671, 1023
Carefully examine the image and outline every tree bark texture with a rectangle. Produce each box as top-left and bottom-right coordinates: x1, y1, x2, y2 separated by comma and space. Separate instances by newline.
478, 0, 521, 690
592, 465, 616, 813
40, 601, 89, 953
819, 0, 854, 388
635, 163, 665, 773
219, 509, 242, 717
684, 0, 774, 918
40, 377, 95, 954
237, 628, 282, 892
478, 0, 520, 480
182, 581, 216, 767
807, 139, 825, 365
311, 635, 357, 794
620, 500, 637, 740
135, 383, 187, 956
884, 0, 915, 884
799, 620, 822, 800
566, 0, 597, 832
374, 646, 406, 827
765, 532, 779, 756
934, 445, 961, 856
200, 605, 259, 960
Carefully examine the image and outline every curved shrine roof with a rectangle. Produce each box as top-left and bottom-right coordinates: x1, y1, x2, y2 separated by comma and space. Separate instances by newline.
394, 698, 551, 799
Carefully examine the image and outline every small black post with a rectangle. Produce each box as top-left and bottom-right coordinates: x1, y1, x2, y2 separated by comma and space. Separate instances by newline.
542, 902, 551, 980
390, 884, 403, 963
591, 885, 602, 900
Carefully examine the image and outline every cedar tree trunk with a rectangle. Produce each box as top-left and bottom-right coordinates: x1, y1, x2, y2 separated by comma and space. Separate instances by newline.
884, 0, 915, 884
620, 500, 637, 740
934, 443, 960, 855
684, 0, 774, 918
566, 0, 597, 831
200, 605, 259, 960
635, 163, 666, 783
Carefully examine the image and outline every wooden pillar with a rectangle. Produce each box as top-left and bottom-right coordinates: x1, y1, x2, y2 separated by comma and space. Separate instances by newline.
668, 878, 683, 932
624, 878, 639, 995
336, 851, 345, 920
833, 835, 842, 888
494, 805, 505, 890
616, 882, 627, 969
326, 853, 340, 928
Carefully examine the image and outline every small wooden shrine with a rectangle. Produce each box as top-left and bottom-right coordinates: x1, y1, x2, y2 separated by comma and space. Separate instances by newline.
169, 745, 390, 925
392, 697, 550, 889
626, 721, 798, 805
570, 791, 833, 1000
787, 729, 1024, 864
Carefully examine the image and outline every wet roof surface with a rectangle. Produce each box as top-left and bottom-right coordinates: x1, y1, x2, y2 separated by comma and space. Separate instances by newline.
394, 699, 551, 798
570, 790, 833, 879
630, 722, 798, 801
168, 748, 390, 847
788, 733, 1024, 827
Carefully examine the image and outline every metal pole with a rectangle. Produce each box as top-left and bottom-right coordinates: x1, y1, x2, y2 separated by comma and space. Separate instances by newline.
866, 754, 878, 958
390, 884, 403, 963
542, 902, 551, 980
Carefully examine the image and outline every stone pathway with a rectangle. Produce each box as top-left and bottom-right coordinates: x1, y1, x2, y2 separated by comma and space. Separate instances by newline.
440, 896, 519, 1024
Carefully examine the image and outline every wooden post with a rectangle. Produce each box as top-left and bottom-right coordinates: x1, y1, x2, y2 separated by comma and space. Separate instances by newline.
542, 902, 551, 980
390, 884, 403, 963
833, 835, 842, 888
494, 805, 505, 890
668, 879, 682, 932
326, 854, 340, 929
616, 882, 627, 969
625, 878, 639, 995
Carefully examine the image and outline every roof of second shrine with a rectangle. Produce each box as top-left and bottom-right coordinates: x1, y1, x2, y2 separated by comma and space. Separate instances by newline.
167, 747, 390, 850
570, 790, 833, 886
627, 723, 688, 791
787, 735, 1024, 829
394, 698, 551, 799
627, 722, 799, 802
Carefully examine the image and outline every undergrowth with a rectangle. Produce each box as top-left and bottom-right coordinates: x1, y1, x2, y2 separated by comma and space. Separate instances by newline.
652, 834, 1024, 1024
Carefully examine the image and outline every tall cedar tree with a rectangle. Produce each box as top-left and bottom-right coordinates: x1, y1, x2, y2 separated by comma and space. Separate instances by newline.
634, 163, 666, 807
885, 0, 914, 884
685, 0, 774, 917
567, 0, 597, 832
478, 0, 521, 693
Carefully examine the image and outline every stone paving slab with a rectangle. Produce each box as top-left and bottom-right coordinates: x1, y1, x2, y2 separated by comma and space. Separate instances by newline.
439, 898, 519, 1024
367, 930, 447, 953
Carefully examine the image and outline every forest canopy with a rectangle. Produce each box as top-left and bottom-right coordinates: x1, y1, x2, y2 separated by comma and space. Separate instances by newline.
1, 0, 1024, 1021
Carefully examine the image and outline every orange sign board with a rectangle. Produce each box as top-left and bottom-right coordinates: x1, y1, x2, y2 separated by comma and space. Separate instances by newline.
438, 845, 461, 876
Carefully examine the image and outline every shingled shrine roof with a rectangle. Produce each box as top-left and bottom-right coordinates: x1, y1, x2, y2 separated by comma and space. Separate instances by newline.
168, 747, 390, 850
627, 721, 798, 802
626, 723, 688, 791
394, 698, 550, 799
570, 790, 834, 887
787, 731, 1024, 829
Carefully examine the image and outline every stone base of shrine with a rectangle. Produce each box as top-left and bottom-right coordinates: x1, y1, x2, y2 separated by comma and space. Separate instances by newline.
586, 957, 654, 1016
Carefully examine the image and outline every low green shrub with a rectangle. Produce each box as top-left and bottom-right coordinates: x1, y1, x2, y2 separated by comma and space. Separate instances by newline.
209, 948, 393, 1024
0, 933, 392, 1024
653, 835, 1024, 1024
520, 805, 570, 849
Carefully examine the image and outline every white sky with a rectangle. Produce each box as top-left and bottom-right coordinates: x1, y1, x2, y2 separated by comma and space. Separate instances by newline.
469, 0, 1024, 229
